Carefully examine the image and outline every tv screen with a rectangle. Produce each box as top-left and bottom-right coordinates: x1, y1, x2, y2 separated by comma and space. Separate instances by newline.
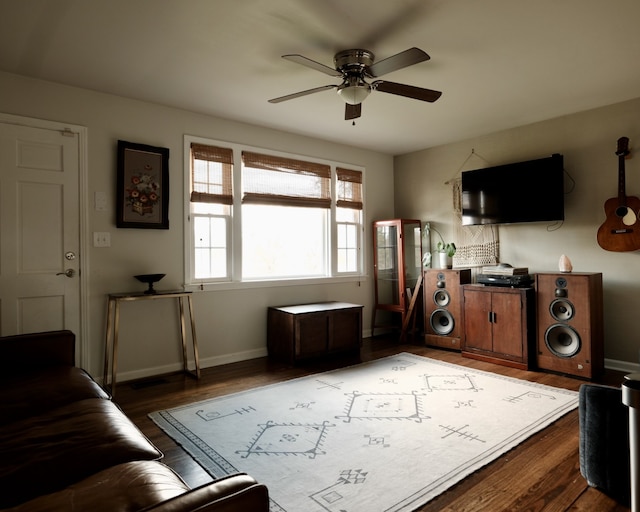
461, 154, 565, 226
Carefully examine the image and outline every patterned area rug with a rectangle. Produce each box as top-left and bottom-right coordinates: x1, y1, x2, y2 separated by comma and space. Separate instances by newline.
150, 353, 578, 512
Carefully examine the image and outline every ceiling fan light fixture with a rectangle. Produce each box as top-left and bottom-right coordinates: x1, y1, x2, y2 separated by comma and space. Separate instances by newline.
270, 47, 441, 121
337, 80, 371, 105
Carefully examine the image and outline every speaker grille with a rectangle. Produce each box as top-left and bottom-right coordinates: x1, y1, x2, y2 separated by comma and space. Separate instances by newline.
544, 324, 581, 358
430, 309, 454, 335
549, 299, 574, 322
433, 289, 451, 307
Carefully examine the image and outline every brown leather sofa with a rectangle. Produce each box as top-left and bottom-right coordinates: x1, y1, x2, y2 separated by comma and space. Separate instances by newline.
0, 330, 269, 511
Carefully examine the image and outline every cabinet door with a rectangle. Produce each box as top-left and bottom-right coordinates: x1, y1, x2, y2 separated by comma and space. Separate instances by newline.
374, 223, 400, 307
373, 219, 423, 314
402, 221, 423, 298
491, 292, 524, 358
329, 308, 361, 352
463, 288, 493, 351
295, 313, 328, 357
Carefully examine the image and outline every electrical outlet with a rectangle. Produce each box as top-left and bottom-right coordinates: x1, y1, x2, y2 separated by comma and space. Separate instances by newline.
93, 232, 111, 247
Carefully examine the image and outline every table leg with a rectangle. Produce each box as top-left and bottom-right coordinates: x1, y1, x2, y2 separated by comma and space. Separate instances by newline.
187, 295, 201, 379
178, 296, 189, 373
103, 297, 115, 392
111, 300, 121, 398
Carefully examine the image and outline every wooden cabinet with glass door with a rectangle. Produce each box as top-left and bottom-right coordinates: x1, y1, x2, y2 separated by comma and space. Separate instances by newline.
372, 219, 423, 336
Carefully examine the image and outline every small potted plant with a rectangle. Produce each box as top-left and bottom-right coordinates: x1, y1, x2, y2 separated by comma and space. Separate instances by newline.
431, 226, 456, 269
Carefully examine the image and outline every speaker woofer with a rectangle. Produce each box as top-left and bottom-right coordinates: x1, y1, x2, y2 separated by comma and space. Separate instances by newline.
433, 289, 451, 307
430, 309, 454, 335
549, 299, 574, 322
544, 324, 581, 358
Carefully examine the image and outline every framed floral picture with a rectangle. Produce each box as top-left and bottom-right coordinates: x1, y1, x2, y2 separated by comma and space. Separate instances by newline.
116, 140, 169, 229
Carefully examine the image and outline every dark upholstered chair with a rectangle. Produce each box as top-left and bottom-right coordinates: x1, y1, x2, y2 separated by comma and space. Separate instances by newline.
578, 383, 630, 507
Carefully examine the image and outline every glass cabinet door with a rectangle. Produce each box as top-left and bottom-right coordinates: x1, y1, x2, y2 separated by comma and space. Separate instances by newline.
372, 219, 423, 335
375, 223, 399, 306
404, 221, 423, 291
373, 219, 423, 310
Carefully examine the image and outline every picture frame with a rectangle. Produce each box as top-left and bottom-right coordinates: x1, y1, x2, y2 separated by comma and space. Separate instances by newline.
116, 140, 169, 229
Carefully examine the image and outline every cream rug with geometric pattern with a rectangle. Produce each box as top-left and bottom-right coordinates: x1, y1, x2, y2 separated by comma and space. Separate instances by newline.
150, 353, 578, 512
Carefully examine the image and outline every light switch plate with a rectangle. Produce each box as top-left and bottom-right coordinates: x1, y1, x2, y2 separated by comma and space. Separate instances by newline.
93, 231, 111, 247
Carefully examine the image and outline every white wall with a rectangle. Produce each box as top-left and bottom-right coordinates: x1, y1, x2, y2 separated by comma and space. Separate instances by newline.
394, 97, 640, 368
0, 71, 395, 380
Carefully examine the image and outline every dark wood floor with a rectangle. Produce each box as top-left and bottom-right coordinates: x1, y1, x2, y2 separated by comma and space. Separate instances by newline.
114, 336, 631, 512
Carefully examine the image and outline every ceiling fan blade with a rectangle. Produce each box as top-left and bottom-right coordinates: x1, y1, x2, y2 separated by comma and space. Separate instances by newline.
368, 47, 430, 78
268, 85, 337, 103
373, 80, 442, 102
282, 54, 341, 77
345, 103, 361, 120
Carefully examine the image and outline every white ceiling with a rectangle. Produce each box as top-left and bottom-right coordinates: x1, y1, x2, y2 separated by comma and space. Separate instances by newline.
2, 0, 640, 155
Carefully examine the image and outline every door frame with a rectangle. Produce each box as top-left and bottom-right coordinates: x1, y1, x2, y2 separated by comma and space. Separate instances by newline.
0, 112, 89, 368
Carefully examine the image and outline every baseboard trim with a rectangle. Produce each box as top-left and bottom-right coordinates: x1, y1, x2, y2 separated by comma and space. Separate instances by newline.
199, 348, 269, 370
605, 357, 640, 374
113, 348, 268, 384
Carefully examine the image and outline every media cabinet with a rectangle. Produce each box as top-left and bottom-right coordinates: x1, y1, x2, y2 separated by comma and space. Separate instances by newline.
461, 284, 536, 370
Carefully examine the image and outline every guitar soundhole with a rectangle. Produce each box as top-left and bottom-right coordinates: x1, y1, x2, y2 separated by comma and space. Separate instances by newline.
616, 205, 637, 226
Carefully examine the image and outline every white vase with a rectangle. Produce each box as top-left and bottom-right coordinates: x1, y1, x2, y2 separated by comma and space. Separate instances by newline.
436, 252, 451, 269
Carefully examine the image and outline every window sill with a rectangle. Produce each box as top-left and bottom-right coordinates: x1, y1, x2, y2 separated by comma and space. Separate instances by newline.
185, 274, 368, 292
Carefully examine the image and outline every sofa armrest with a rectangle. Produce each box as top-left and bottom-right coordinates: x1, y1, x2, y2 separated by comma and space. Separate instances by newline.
141, 473, 270, 512
0, 330, 76, 371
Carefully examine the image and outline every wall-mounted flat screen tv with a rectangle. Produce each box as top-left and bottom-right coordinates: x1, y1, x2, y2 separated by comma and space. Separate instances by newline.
461, 153, 564, 226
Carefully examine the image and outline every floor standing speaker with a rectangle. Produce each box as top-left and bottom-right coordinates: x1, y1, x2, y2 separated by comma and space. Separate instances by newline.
535, 272, 604, 379
424, 268, 471, 351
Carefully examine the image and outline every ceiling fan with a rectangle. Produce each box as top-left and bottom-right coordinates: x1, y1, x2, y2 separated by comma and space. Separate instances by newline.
268, 47, 442, 121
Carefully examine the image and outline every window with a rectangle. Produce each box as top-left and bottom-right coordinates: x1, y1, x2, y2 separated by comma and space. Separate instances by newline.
336, 167, 363, 273
190, 143, 232, 280
186, 137, 364, 285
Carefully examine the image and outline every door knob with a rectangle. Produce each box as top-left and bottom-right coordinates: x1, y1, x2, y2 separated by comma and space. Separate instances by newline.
56, 269, 76, 278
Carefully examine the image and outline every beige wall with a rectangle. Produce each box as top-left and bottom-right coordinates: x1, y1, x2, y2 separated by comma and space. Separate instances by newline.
3, 69, 639, 378
394, 97, 640, 368
0, 71, 395, 381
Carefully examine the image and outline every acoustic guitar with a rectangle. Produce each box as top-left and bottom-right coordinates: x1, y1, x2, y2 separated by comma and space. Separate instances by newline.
597, 136, 640, 252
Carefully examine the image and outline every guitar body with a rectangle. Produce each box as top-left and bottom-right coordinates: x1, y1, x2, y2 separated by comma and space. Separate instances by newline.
597, 136, 640, 252
597, 195, 640, 251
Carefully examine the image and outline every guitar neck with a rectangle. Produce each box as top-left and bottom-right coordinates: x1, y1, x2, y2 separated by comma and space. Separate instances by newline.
617, 136, 630, 204
618, 155, 627, 203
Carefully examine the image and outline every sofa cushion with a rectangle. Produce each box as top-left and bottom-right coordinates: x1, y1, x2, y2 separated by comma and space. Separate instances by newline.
0, 398, 163, 508
0, 366, 109, 425
2, 461, 190, 512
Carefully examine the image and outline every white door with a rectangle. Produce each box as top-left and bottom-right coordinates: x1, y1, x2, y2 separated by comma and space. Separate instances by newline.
0, 121, 81, 338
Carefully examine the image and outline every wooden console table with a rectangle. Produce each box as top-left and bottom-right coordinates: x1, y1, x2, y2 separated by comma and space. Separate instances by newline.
103, 290, 200, 397
267, 301, 363, 364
